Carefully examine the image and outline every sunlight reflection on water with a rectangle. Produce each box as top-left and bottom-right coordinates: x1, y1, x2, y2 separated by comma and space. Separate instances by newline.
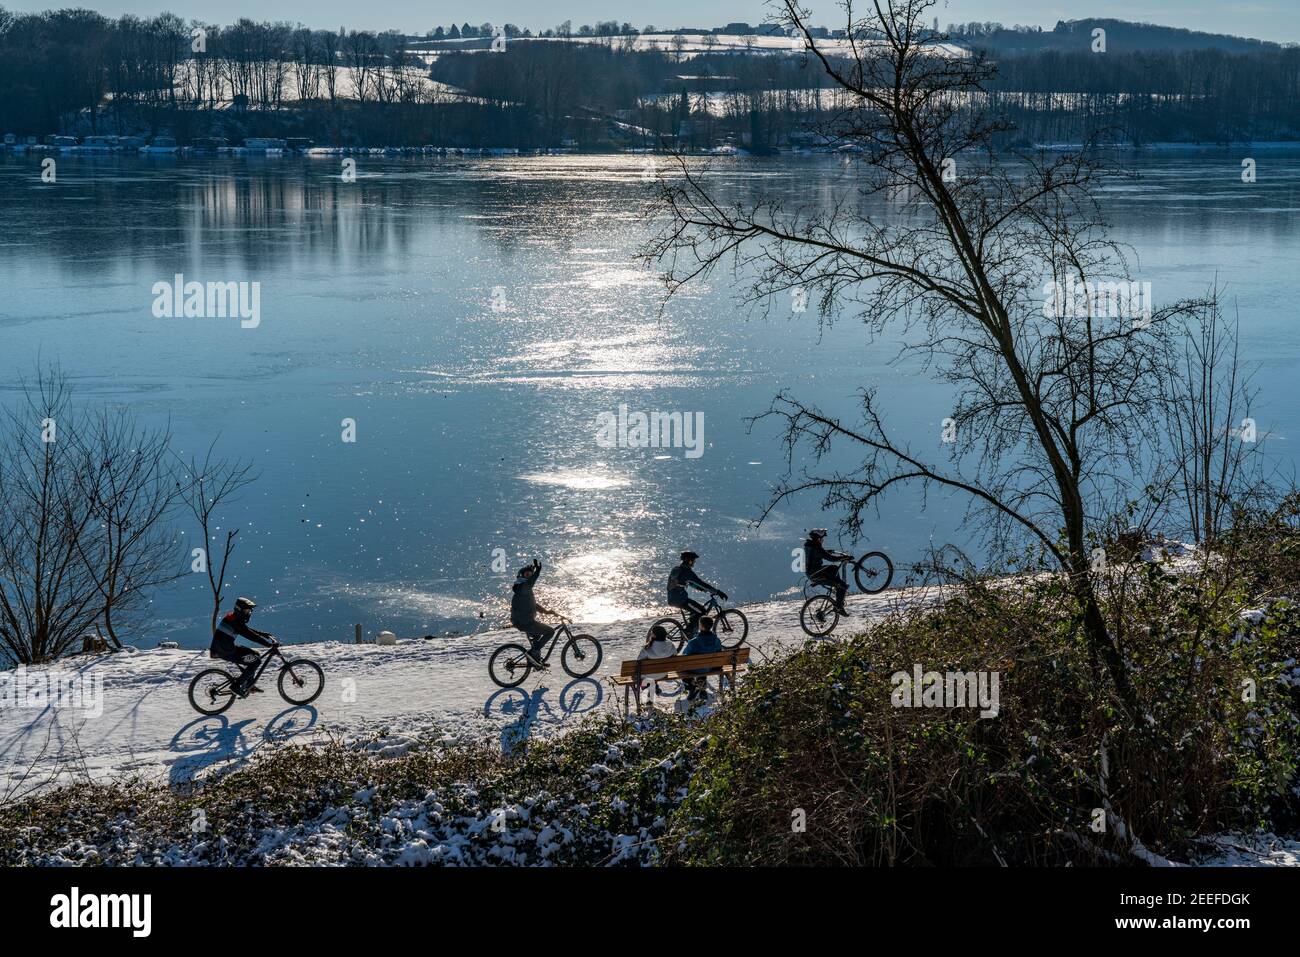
2, 150, 1297, 645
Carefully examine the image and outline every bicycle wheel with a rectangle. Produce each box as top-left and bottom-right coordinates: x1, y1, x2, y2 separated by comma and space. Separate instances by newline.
189, 668, 237, 715
278, 659, 324, 705
800, 595, 840, 638
714, 608, 749, 649
651, 617, 689, 653
854, 551, 894, 594
560, 634, 603, 679
489, 643, 533, 688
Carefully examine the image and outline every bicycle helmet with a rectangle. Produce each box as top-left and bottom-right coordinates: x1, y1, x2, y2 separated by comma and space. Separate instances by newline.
680, 550, 699, 561
809, 529, 828, 539
234, 597, 256, 612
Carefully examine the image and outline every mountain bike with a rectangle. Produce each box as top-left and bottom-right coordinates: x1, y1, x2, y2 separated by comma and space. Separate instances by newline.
488, 619, 603, 689
649, 594, 749, 652
188, 641, 325, 716
797, 549, 893, 637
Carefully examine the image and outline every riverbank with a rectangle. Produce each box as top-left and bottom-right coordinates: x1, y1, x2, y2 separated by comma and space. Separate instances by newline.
3, 554, 1297, 866
0, 582, 939, 801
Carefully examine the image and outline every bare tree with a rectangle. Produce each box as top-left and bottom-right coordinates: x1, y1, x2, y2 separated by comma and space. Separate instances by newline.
291, 26, 321, 102
0, 370, 104, 665
344, 29, 378, 105
643, 0, 1211, 718
177, 442, 258, 633
0, 369, 195, 663
319, 28, 341, 112
1161, 290, 1270, 545
69, 407, 188, 647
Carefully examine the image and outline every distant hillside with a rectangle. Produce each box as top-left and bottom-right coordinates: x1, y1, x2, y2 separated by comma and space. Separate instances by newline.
958, 18, 1284, 56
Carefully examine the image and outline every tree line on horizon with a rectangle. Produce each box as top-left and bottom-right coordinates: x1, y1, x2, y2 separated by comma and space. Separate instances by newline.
0, 6, 1297, 149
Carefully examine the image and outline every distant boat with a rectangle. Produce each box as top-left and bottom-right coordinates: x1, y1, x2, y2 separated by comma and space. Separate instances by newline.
81, 135, 118, 152
244, 137, 287, 152
140, 136, 179, 154
49, 135, 79, 150
190, 136, 229, 154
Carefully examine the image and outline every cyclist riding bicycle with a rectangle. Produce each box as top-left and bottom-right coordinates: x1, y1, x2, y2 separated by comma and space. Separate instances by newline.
209, 596, 278, 695
510, 559, 567, 668
667, 550, 727, 638
804, 529, 852, 616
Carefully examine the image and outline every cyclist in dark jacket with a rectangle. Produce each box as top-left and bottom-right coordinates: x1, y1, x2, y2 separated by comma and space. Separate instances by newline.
511, 559, 567, 667
210, 596, 277, 695
667, 551, 727, 638
804, 529, 852, 615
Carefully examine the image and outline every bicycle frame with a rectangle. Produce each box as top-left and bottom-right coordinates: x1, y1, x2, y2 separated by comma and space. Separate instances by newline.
227, 643, 283, 688
672, 594, 723, 625
533, 621, 574, 662
805, 559, 850, 595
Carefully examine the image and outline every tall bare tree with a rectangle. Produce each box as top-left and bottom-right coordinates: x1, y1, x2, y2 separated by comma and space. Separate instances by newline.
643, 0, 1210, 718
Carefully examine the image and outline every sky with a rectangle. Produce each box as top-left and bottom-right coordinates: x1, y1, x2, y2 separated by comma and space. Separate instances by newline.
3, 1, 1297, 43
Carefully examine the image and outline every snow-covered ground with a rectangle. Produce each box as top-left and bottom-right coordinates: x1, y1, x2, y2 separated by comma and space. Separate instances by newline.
1195, 833, 1300, 867
3, 559, 1294, 867
0, 584, 937, 800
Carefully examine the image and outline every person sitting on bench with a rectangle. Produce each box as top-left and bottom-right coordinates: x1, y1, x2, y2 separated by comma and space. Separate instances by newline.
681, 615, 722, 702
638, 624, 677, 692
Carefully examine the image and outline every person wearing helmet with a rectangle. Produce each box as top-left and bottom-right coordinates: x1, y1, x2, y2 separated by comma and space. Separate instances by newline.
510, 559, 569, 668
209, 597, 277, 695
667, 550, 727, 638
804, 529, 852, 615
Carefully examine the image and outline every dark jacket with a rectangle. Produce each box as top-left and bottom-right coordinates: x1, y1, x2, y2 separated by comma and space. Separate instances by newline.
682, 630, 722, 672
667, 562, 716, 604
510, 573, 539, 628
803, 538, 847, 576
210, 611, 273, 657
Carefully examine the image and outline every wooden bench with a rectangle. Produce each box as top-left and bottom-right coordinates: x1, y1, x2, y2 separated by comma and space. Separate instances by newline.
608, 647, 750, 715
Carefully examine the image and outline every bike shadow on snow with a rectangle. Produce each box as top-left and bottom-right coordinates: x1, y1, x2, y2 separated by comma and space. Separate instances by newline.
167, 705, 319, 784
483, 677, 604, 756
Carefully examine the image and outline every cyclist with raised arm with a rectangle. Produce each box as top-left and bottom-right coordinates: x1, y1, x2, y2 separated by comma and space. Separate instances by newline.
209, 596, 278, 695
667, 550, 727, 638
804, 529, 852, 616
511, 559, 569, 668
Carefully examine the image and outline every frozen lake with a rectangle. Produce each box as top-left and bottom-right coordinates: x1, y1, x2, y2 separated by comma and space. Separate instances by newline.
1, 149, 1297, 647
